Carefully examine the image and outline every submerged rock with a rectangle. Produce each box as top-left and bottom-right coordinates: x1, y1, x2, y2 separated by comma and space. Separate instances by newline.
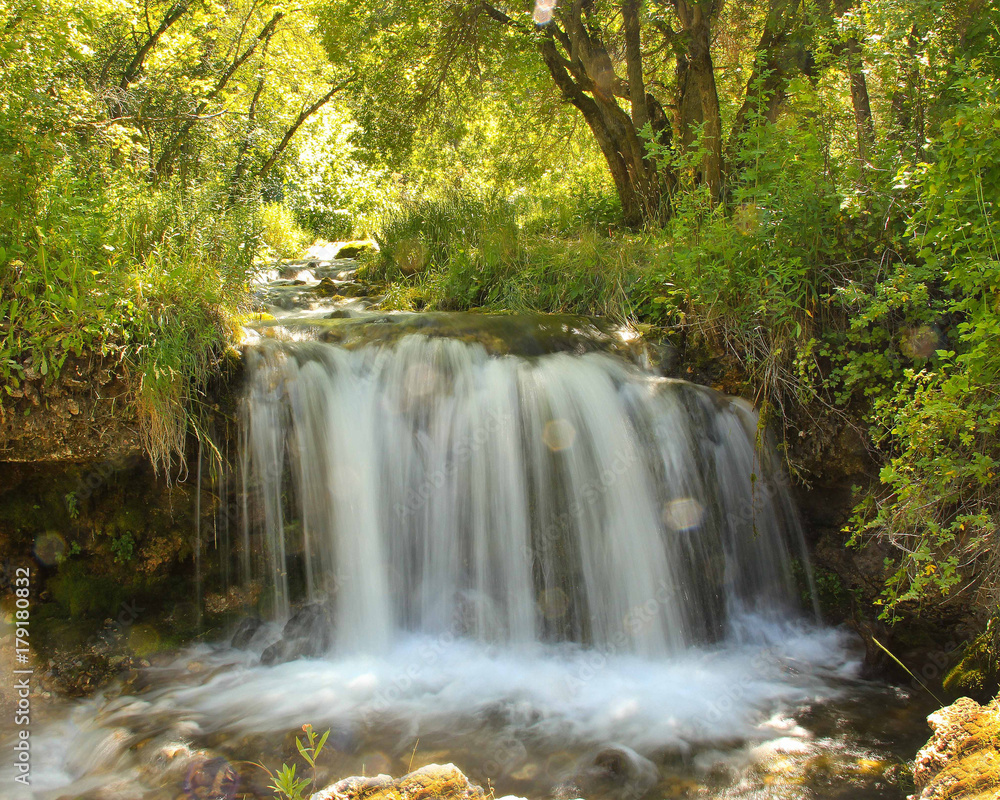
556, 744, 658, 800
910, 694, 1000, 799
311, 763, 485, 800
230, 616, 264, 649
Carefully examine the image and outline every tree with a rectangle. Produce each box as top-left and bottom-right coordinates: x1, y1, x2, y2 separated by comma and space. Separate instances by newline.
343, 0, 817, 227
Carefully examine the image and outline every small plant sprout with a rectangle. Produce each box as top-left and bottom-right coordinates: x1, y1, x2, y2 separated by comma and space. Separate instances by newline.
256, 724, 331, 800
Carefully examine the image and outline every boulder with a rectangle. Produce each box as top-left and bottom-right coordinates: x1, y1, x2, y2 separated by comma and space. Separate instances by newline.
260, 604, 332, 665
230, 616, 264, 649
311, 763, 485, 800
335, 242, 376, 260
314, 278, 374, 299
910, 695, 1000, 799
396, 763, 485, 800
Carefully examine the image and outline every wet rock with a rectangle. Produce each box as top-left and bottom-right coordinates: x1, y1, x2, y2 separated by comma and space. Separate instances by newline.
558, 745, 658, 800
315, 277, 340, 297
334, 282, 374, 298
314, 277, 374, 299
326, 310, 353, 319
40, 627, 149, 698
184, 754, 241, 800
260, 603, 332, 665
335, 242, 375, 260
650, 339, 679, 375
230, 616, 264, 649
910, 694, 1000, 799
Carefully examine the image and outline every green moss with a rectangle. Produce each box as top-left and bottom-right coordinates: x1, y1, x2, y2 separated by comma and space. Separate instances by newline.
49, 560, 128, 618
944, 622, 1000, 700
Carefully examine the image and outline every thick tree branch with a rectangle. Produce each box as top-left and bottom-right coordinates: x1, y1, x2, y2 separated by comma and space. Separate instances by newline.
256, 76, 357, 181
120, 2, 189, 91
153, 10, 283, 179
726, 0, 801, 168
622, 0, 649, 132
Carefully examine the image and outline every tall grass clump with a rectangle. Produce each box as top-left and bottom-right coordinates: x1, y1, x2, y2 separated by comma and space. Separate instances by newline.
363, 191, 645, 322
1, 174, 255, 475
362, 191, 523, 284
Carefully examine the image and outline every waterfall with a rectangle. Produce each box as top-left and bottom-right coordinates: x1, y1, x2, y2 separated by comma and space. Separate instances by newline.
241, 333, 812, 656
9, 324, 885, 800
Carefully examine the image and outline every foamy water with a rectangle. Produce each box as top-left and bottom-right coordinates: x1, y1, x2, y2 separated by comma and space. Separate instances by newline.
1, 323, 916, 799
5, 620, 865, 799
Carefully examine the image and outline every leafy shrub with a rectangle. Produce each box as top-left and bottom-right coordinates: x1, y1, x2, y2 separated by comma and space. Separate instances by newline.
259, 203, 312, 260
841, 71, 1000, 618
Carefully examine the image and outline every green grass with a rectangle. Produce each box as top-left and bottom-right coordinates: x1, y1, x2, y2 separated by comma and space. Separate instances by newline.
0, 183, 255, 473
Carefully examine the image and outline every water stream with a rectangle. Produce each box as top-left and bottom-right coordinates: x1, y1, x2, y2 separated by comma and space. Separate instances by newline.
1, 257, 933, 799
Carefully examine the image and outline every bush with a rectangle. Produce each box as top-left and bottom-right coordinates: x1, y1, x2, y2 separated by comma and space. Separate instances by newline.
840, 72, 1000, 618
259, 203, 312, 260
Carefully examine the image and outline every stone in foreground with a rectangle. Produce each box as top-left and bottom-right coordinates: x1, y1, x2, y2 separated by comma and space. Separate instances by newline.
911, 695, 1000, 800
311, 763, 495, 800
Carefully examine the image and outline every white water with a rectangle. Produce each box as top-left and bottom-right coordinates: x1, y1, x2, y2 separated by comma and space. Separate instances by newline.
12, 624, 863, 799
242, 336, 814, 656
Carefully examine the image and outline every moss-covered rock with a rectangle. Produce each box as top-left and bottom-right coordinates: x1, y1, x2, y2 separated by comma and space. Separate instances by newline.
944, 623, 1000, 701
911, 695, 1000, 799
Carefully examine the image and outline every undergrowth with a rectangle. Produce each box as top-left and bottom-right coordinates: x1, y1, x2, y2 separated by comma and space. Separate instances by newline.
0, 179, 255, 475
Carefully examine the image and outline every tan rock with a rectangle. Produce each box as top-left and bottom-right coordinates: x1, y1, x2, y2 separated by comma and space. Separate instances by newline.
910, 695, 1000, 800
311, 773, 395, 800
311, 763, 485, 800
395, 763, 485, 800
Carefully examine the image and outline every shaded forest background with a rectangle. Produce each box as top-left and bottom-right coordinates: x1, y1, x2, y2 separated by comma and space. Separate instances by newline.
1, 0, 999, 686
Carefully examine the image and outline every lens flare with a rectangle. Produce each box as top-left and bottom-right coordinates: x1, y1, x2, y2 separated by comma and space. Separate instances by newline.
534, 0, 557, 25
539, 588, 569, 620
900, 324, 942, 360
662, 498, 704, 532
33, 531, 66, 566
543, 418, 576, 451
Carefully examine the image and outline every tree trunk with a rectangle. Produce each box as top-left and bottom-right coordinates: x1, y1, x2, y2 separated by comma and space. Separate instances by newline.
483, 0, 667, 226
890, 25, 924, 162
539, 36, 653, 227
830, 1, 874, 170
622, 0, 649, 133
726, 0, 802, 176
845, 35, 874, 166
673, 1, 723, 201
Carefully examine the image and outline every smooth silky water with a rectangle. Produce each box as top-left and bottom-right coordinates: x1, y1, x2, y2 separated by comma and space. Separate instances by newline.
2, 318, 934, 799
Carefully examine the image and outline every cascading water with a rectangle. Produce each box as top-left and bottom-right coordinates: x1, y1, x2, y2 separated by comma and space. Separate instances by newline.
241, 334, 813, 657
7, 312, 930, 800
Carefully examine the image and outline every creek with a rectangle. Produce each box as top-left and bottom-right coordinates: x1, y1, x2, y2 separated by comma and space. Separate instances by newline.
1, 255, 935, 799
